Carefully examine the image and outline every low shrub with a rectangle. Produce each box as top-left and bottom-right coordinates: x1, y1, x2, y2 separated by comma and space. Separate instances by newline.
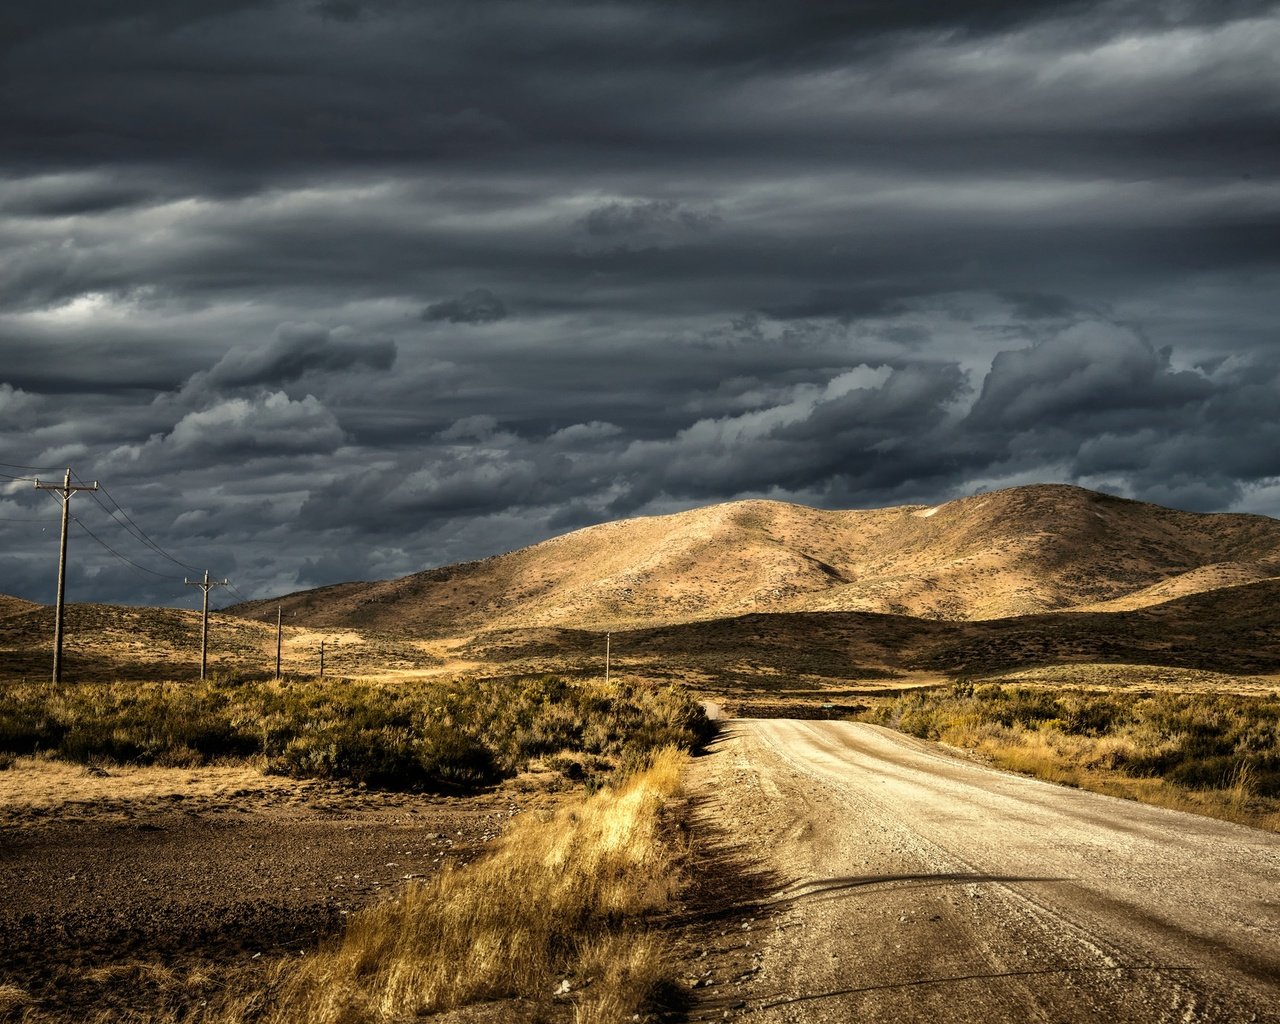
864, 683, 1280, 815
0, 675, 709, 792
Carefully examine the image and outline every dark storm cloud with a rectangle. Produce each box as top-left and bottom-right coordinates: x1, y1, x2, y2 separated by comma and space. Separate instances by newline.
613, 361, 973, 508
1, 0, 1278, 606
1, 0, 1272, 183
198, 323, 397, 389
0, 177, 161, 218
422, 289, 507, 325
583, 200, 721, 240
968, 323, 1213, 428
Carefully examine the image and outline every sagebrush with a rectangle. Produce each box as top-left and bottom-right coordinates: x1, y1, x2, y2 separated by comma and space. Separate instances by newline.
865, 682, 1280, 828
0, 674, 710, 790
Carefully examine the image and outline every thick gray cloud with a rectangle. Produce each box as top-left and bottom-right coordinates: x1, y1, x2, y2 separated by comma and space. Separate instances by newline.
581, 200, 722, 249
969, 322, 1213, 427
162, 392, 346, 457
183, 323, 398, 399
1, 0, 1278, 607
422, 289, 508, 324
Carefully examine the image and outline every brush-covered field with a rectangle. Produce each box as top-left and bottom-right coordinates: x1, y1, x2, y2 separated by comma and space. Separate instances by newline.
863, 680, 1280, 830
0, 674, 713, 1024
0, 673, 710, 790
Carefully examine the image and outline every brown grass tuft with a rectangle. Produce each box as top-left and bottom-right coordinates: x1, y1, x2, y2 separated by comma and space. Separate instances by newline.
211, 746, 687, 1024
0, 984, 33, 1016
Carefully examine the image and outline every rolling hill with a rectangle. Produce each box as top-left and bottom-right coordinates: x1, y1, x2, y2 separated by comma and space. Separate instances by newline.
0, 594, 40, 620
461, 576, 1280, 683
9, 484, 1279, 685
0, 601, 441, 683
230, 484, 1280, 636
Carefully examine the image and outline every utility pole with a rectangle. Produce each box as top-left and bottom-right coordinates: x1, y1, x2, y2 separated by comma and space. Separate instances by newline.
275, 604, 282, 680
184, 570, 229, 681
319, 638, 325, 678
605, 631, 611, 686
34, 468, 98, 683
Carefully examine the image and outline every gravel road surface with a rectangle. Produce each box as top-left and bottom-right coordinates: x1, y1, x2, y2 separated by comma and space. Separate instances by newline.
686, 719, 1280, 1024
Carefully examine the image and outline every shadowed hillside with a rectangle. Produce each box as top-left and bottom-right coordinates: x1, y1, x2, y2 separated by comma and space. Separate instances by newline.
8, 578, 1278, 688
230, 485, 1280, 635
461, 577, 1280, 687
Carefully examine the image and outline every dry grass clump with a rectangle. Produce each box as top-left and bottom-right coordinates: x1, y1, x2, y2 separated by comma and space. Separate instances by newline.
0, 985, 32, 1016
866, 682, 1280, 830
212, 747, 686, 1024
990, 663, 1277, 695
2, 962, 230, 1024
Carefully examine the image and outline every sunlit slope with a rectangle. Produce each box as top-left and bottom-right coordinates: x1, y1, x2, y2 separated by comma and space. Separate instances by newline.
230, 484, 1280, 635
1070, 559, 1280, 612
0, 595, 39, 620
0, 601, 440, 682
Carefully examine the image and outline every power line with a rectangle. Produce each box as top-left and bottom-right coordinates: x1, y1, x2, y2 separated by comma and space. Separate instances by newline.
39, 489, 182, 580
70, 516, 186, 581
0, 461, 59, 472
24, 467, 240, 619
73, 473, 203, 574
60, 485, 231, 588
13, 467, 220, 584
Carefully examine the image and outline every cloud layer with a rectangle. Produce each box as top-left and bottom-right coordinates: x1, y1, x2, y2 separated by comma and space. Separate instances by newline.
1, 0, 1278, 606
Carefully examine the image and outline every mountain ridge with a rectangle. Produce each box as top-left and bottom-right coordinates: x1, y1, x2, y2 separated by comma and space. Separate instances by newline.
228, 484, 1280, 635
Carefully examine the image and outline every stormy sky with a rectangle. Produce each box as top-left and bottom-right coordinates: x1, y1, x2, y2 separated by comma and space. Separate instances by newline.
2, 0, 1278, 608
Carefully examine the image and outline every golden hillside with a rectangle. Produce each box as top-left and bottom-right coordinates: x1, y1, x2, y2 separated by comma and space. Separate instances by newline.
232, 484, 1280, 635
0, 594, 39, 620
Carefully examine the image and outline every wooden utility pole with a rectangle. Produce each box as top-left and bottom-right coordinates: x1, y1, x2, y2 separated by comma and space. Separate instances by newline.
275, 605, 282, 679
34, 468, 98, 683
319, 639, 325, 678
185, 570, 229, 681
605, 631, 611, 686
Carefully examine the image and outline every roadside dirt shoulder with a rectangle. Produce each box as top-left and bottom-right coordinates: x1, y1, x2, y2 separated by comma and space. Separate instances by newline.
0, 759, 557, 1021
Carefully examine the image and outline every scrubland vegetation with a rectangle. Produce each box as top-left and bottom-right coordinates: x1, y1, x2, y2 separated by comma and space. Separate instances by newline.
0, 674, 710, 789
212, 747, 687, 1024
865, 683, 1280, 829
0, 676, 708, 1023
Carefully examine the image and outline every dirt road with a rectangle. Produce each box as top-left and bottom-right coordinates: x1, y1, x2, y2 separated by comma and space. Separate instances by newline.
686, 719, 1280, 1023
